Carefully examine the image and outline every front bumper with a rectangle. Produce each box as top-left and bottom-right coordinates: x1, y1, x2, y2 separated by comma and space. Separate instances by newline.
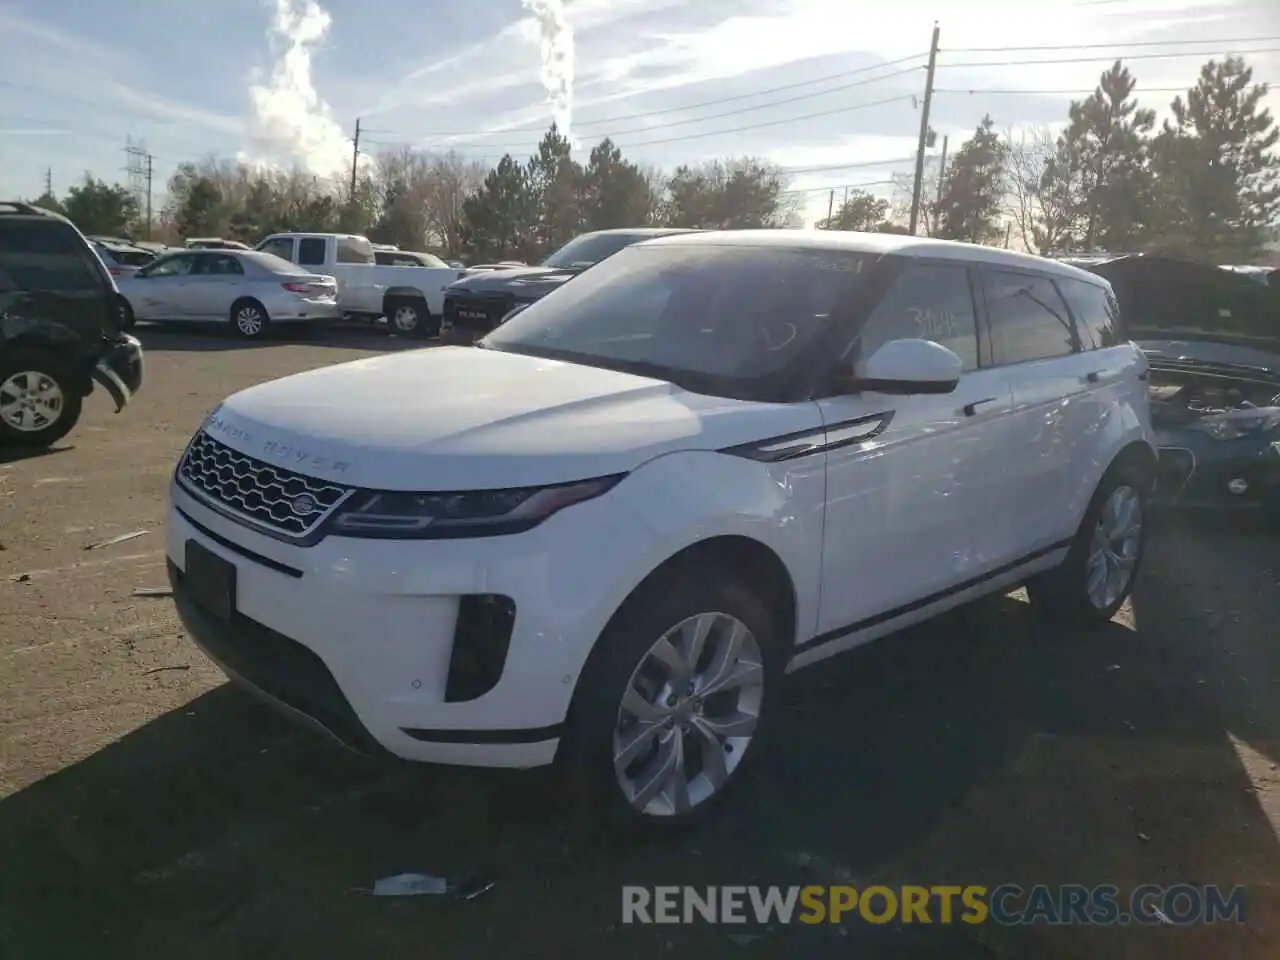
441, 292, 529, 335
165, 477, 656, 768
89, 334, 143, 412
1154, 437, 1280, 511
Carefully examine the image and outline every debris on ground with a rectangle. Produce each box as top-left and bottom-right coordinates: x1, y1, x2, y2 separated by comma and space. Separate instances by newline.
362, 872, 497, 899
10, 572, 30, 583
143, 665, 190, 676
370, 873, 449, 897
132, 586, 173, 598
84, 530, 149, 551
1137, 832, 1152, 842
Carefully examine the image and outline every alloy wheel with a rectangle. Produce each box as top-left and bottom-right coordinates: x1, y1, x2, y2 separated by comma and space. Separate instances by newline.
612, 612, 765, 818
236, 306, 264, 336
1085, 484, 1143, 610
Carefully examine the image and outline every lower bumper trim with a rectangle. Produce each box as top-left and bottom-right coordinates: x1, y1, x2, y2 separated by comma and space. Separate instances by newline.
400, 724, 564, 745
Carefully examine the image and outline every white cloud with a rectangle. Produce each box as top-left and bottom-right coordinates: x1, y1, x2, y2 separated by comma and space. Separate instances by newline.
243, 0, 354, 179
522, 0, 577, 137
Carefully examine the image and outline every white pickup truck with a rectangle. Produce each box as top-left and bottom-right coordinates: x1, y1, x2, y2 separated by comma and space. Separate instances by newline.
255, 232, 463, 337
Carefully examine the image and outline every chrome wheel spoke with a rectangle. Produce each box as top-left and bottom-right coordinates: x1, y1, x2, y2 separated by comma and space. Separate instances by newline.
647, 636, 690, 685
630, 733, 687, 812
700, 656, 763, 699
620, 685, 664, 723
614, 719, 665, 772
687, 719, 730, 791
693, 709, 758, 740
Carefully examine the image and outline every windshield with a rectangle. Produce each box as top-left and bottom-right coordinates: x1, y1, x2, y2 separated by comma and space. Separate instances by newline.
541, 232, 648, 269
483, 244, 875, 392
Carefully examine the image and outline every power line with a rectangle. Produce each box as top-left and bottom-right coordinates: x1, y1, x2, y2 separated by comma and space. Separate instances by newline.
413, 64, 926, 152
937, 47, 1280, 69
780, 156, 919, 175
935, 86, 1188, 95
368, 53, 930, 140
945, 35, 1280, 54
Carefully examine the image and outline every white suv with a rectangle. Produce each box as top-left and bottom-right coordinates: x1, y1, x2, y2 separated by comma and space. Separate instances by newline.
166, 230, 1156, 827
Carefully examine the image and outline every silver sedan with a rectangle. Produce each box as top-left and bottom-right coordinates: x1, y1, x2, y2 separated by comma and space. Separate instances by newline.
117, 249, 341, 338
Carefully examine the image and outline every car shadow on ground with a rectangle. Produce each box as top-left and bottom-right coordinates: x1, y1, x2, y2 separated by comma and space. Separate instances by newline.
0, 444, 73, 466
1, 527, 1277, 959
133, 325, 434, 354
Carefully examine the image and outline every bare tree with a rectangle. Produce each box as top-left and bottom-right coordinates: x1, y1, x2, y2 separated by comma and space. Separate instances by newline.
422, 152, 487, 254
1004, 126, 1077, 255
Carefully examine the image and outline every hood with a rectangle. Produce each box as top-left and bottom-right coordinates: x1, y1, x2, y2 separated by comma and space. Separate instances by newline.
447, 264, 581, 297
1139, 339, 1280, 378
204, 346, 814, 491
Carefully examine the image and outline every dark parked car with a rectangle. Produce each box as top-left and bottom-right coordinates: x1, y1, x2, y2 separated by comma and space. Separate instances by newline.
1081, 254, 1280, 518
0, 202, 144, 448
439, 228, 700, 342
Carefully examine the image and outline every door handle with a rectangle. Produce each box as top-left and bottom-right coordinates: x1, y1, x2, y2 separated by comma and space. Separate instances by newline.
962, 397, 999, 417
1083, 370, 1102, 384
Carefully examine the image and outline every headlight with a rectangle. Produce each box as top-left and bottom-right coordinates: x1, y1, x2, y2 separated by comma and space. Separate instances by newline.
1193, 407, 1280, 441
328, 475, 624, 539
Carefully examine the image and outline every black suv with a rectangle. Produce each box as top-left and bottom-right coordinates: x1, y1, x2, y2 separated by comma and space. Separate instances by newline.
0, 202, 143, 448
440, 228, 701, 342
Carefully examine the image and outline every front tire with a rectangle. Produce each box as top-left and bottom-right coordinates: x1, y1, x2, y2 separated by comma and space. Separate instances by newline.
1027, 461, 1149, 626
229, 299, 270, 339
563, 569, 783, 831
0, 350, 83, 448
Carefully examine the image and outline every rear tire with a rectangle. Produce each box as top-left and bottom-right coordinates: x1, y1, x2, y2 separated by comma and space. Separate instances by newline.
1027, 460, 1149, 626
386, 297, 433, 339
0, 349, 83, 448
229, 299, 270, 339
561, 568, 783, 832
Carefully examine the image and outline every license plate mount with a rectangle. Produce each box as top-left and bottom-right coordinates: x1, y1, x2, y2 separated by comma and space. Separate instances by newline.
184, 540, 237, 622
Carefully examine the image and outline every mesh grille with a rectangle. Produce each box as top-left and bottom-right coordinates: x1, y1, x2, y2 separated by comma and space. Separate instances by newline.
177, 431, 353, 537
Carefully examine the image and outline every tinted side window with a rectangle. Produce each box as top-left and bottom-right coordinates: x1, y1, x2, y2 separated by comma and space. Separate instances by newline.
984, 271, 1078, 364
1056, 277, 1118, 350
144, 255, 196, 278
259, 238, 295, 262
298, 238, 327, 266
855, 263, 979, 371
335, 236, 373, 264
207, 255, 244, 276
0, 220, 102, 292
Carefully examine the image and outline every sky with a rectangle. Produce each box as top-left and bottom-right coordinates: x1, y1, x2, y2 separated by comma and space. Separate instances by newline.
0, 0, 1277, 229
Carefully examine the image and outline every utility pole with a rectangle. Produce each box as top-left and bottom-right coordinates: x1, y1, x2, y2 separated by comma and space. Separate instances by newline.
908, 22, 941, 237
935, 135, 949, 207
349, 118, 362, 198
826, 190, 834, 228
144, 153, 153, 240
44, 167, 53, 197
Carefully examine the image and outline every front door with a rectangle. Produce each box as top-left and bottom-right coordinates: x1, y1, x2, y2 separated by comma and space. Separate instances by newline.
816, 260, 1016, 637
132, 253, 198, 320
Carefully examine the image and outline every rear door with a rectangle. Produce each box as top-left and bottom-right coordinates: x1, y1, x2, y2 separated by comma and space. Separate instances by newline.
0, 217, 116, 343
978, 266, 1091, 553
184, 253, 246, 320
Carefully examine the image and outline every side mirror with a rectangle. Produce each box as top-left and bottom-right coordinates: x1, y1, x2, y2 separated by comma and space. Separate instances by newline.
847, 338, 963, 395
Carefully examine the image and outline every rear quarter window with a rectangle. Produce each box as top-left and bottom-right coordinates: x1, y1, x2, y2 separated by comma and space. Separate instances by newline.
1056, 277, 1120, 349
336, 236, 374, 264
0, 219, 104, 292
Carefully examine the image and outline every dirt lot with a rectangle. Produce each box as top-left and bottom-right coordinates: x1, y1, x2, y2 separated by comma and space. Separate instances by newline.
2, 327, 1279, 959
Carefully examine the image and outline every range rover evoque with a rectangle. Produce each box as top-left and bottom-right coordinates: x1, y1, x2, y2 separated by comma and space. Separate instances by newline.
167, 230, 1156, 828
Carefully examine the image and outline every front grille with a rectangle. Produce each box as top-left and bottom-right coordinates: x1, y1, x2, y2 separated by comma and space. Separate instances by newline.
445, 293, 515, 331
177, 431, 353, 538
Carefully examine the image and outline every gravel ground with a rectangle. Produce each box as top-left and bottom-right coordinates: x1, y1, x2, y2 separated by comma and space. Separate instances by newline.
1, 326, 1279, 959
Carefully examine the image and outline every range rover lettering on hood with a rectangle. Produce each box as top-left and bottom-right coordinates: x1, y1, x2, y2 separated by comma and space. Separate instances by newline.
204, 411, 354, 475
